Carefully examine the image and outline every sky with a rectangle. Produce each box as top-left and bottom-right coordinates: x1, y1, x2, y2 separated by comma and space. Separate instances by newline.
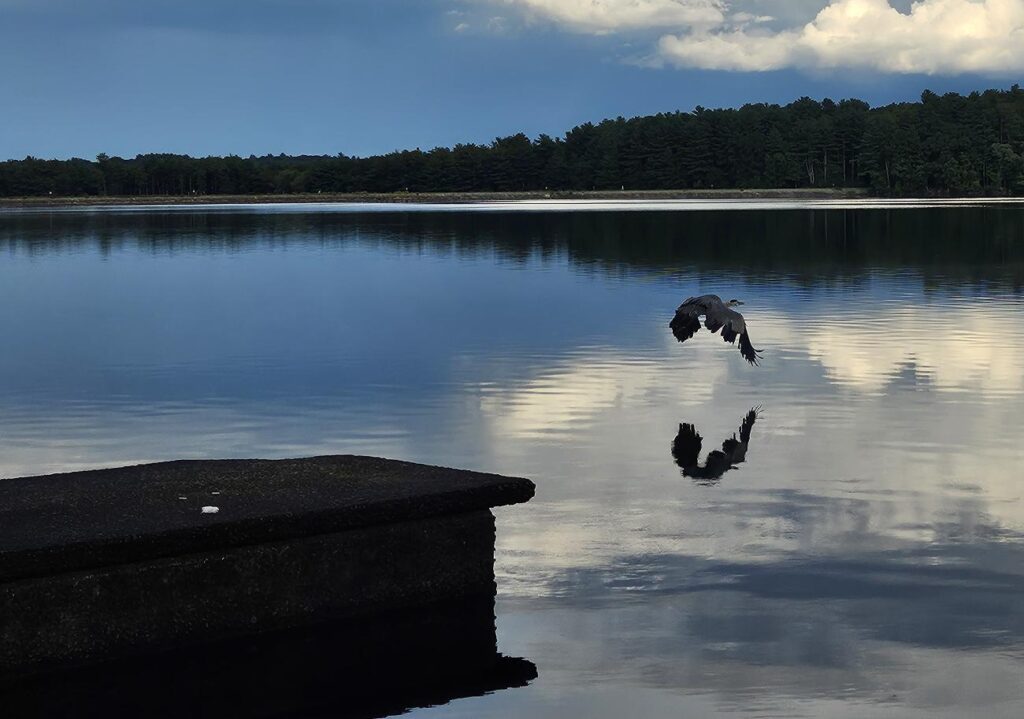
2, 0, 1023, 161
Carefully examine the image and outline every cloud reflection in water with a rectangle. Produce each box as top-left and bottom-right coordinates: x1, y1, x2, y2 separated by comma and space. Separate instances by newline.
2, 206, 1024, 717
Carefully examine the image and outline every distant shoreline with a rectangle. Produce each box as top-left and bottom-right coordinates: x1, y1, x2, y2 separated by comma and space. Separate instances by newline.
0, 188, 870, 207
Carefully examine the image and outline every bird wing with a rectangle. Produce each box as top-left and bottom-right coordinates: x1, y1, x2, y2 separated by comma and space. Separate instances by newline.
671, 422, 702, 469
737, 331, 763, 366
709, 303, 744, 339
738, 407, 759, 444
721, 409, 758, 463
702, 301, 726, 333
669, 299, 703, 344
709, 304, 763, 366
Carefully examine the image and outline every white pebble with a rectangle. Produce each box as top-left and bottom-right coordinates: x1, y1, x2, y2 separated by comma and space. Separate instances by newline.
201, 506, 219, 514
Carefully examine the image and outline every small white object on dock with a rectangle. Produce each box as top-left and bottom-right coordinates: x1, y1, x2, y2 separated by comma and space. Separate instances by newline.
201, 506, 219, 514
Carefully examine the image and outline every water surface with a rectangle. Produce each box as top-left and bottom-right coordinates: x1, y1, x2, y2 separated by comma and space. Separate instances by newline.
2, 203, 1023, 717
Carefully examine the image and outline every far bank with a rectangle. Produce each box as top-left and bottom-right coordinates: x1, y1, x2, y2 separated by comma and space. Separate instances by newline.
0, 188, 868, 208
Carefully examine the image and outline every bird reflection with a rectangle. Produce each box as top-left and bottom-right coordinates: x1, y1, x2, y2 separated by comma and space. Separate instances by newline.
672, 408, 760, 483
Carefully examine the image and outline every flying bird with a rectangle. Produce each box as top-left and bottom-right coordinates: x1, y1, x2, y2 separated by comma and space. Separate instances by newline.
672, 407, 760, 483
670, 294, 762, 365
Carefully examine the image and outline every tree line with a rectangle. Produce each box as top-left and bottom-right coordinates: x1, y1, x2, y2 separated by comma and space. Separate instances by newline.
3, 85, 1023, 198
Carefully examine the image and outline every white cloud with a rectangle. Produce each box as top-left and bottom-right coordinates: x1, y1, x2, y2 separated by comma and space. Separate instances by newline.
483, 0, 1024, 73
659, 26, 800, 69
659, 0, 1024, 74
454, 21, 471, 31
730, 11, 774, 23
801, 304, 1024, 393
496, 0, 727, 33
479, 348, 727, 440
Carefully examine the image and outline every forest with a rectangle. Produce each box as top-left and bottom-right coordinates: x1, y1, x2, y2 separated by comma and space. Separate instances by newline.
2, 85, 1023, 197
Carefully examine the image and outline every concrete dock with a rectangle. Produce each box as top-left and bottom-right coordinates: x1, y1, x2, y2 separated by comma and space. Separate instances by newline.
0, 455, 535, 714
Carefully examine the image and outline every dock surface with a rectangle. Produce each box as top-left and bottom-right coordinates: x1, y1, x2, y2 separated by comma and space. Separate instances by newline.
0, 455, 534, 582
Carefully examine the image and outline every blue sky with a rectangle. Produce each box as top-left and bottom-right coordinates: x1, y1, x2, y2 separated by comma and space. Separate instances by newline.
2, 0, 1022, 161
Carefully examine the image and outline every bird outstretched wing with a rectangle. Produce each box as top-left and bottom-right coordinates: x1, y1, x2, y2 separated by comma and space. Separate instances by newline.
737, 331, 763, 366
669, 301, 703, 344
721, 407, 759, 462
738, 407, 759, 444
715, 305, 762, 366
671, 422, 703, 469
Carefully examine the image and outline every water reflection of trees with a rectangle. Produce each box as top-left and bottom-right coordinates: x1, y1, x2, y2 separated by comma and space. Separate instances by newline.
2, 208, 1023, 289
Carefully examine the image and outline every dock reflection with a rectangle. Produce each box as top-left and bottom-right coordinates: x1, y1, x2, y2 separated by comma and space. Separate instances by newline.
1, 596, 536, 719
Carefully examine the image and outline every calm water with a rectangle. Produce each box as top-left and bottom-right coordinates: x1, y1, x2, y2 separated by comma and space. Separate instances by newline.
2, 203, 1024, 717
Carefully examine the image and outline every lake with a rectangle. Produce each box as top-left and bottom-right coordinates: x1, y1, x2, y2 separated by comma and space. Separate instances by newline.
2, 201, 1023, 717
